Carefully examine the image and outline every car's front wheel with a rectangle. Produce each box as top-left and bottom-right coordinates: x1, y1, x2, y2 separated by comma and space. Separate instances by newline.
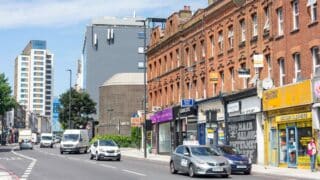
90, 153, 94, 160
170, 161, 177, 174
222, 174, 229, 178
244, 169, 251, 175
188, 164, 195, 177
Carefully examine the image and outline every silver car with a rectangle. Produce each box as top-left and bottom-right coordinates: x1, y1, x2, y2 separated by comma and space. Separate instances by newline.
170, 145, 231, 178
19, 139, 33, 150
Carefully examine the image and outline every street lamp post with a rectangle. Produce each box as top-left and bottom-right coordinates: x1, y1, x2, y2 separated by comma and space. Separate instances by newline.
136, 19, 147, 158
67, 69, 72, 129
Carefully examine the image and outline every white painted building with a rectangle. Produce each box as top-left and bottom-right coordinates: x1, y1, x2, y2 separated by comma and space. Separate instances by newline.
14, 40, 54, 120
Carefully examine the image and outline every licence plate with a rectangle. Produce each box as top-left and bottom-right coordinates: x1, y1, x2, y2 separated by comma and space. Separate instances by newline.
236, 165, 247, 168
212, 167, 223, 172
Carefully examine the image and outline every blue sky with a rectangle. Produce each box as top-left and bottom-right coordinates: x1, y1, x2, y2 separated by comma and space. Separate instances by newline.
0, 0, 207, 97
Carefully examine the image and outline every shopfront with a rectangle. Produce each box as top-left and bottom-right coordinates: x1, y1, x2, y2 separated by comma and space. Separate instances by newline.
176, 106, 198, 145
150, 108, 173, 154
225, 91, 262, 164
263, 80, 313, 169
197, 97, 225, 146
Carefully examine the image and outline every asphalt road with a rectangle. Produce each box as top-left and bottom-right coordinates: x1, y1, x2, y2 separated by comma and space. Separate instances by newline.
0, 144, 306, 180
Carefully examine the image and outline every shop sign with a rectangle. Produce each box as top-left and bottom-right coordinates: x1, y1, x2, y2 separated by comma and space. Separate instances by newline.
209, 72, 219, 83
207, 128, 214, 139
150, 108, 173, 124
275, 112, 312, 123
241, 96, 261, 115
227, 102, 240, 113
130, 117, 142, 127
181, 99, 194, 107
179, 106, 197, 116
228, 120, 257, 163
263, 80, 312, 111
253, 54, 264, 68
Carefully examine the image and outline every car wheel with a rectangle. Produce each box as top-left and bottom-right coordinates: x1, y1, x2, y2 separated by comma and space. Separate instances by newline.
117, 157, 121, 161
188, 164, 195, 177
90, 153, 94, 160
244, 170, 251, 175
60, 151, 63, 154
84, 147, 88, 154
170, 161, 177, 174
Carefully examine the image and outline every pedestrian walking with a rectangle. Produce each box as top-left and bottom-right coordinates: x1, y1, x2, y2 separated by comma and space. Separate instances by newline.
307, 137, 317, 172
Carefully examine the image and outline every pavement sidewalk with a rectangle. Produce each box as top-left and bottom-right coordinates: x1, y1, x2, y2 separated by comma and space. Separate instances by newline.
121, 148, 320, 180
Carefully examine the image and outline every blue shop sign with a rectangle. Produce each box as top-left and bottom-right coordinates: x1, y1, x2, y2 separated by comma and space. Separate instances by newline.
181, 99, 195, 107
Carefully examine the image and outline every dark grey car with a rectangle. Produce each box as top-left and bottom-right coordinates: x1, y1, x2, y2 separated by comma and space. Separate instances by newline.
170, 145, 231, 178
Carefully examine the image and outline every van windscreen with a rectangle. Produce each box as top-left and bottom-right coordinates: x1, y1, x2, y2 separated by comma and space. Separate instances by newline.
62, 134, 79, 142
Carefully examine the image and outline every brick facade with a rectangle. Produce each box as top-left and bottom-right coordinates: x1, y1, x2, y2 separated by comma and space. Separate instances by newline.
147, 0, 320, 110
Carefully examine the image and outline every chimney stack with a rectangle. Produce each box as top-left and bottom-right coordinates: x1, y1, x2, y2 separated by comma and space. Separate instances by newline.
179, 5, 192, 19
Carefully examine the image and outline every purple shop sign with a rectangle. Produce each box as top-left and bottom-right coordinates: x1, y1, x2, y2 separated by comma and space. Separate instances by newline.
151, 108, 173, 124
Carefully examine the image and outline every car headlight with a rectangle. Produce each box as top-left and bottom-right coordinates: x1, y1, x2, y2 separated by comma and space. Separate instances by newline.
248, 158, 252, 164
116, 149, 120, 153
227, 159, 233, 164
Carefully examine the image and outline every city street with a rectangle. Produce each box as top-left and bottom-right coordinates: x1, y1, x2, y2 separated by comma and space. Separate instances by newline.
0, 144, 310, 180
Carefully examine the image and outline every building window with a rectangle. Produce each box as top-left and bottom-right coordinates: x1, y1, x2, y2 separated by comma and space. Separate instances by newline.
266, 54, 272, 78
218, 31, 224, 54
164, 55, 167, 72
293, 53, 301, 82
230, 67, 234, 91
312, 46, 320, 74
308, 0, 318, 22
241, 63, 248, 88
193, 44, 197, 62
240, 19, 246, 42
279, 58, 285, 86
292, 0, 299, 30
170, 52, 173, 69
176, 49, 180, 67
220, 71, 224, 92
264, 6, 270, 31
200, 40, 205, 59
252, 13, 258, 37
209, 35, 214, 57
277, 8, 284, 36
228, 26, 234, 49
185, 48, 190, 66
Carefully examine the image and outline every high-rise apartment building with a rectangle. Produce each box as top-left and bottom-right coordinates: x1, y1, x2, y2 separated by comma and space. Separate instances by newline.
14, 40, 54, 119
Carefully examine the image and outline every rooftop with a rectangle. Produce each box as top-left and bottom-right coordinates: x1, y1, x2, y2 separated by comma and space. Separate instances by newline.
102, 73, 144, 86
91, 16, 145, 26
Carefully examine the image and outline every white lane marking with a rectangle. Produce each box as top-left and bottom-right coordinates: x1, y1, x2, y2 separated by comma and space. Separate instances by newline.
100, 164, 116, 169
11, 147, 37, 180
122, 169, 146, 177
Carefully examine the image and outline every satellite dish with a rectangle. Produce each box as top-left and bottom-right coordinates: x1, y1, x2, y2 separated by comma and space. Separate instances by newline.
262, 78, 274, 90
233, 0, 246, 7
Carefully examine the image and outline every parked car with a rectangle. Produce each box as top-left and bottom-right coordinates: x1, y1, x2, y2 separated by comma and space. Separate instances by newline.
40, 133, 54, 148
170, 145, 231, 178
212, 145, 252, 174
54, 136, 61, 144
19, 139, 33, 150
90, 140, 121, 161
60, 129, 89, 154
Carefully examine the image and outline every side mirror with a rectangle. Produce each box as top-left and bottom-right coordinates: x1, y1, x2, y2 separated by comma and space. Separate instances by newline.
183, 152, 190, 156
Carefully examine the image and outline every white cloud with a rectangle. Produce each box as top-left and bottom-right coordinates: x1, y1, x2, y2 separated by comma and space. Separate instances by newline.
0, 0, 207, 29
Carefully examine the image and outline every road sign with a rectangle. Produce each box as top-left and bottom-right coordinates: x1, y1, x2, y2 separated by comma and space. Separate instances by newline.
181, 99, 195, 107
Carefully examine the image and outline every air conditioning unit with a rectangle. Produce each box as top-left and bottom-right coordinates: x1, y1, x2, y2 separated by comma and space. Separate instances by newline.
152, 106, 162, 112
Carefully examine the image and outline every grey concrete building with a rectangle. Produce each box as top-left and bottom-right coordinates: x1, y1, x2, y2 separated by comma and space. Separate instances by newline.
83, 17, 165, 118
97, 73, 144, 136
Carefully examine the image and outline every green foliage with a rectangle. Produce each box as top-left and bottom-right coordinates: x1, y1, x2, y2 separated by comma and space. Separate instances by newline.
58, 88, 96, 129
131, 127, 141, 149
0, 73, 16, 116
91, 134, 132, 147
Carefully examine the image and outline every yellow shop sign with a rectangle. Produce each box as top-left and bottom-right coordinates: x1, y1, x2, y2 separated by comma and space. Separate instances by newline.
263, 80, 312, 111
275, 112, 312, 123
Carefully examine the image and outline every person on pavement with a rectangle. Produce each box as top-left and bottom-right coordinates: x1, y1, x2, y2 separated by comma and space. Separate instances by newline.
307, 137, 317, 172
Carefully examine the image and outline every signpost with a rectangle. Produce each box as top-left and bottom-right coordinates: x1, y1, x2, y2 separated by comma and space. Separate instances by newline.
181, 99, 195, 107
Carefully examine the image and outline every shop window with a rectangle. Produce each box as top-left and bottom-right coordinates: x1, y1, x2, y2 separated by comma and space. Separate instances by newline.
279, 129, 287, 163
297, 127, 312, 166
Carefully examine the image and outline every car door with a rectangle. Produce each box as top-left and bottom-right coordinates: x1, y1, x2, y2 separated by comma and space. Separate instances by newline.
91, 141, 98, 156
180, 146, 191, 172
173, 146, 184, 171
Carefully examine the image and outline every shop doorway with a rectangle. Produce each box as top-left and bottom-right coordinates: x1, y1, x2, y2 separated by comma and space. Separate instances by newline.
287, 126, 298, 168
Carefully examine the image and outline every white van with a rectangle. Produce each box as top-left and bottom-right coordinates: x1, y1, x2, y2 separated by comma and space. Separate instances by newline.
40, 133, 54, 148
60, 129, 89, 154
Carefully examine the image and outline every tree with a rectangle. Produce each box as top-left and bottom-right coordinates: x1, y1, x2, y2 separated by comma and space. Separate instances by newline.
58, 88, 96, 129
0, 73, 16, 143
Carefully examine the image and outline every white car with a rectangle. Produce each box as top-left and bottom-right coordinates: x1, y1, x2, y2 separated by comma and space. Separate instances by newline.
90, 140, 121, 161
40, 133, 54, 148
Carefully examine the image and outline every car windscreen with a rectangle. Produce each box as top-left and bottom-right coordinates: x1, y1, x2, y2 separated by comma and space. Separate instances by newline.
62, 134, 79, 142
41, 136, 52, 140
190, 147, 220, 156
219, 146, 241, 155
99, 140, 117, 146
